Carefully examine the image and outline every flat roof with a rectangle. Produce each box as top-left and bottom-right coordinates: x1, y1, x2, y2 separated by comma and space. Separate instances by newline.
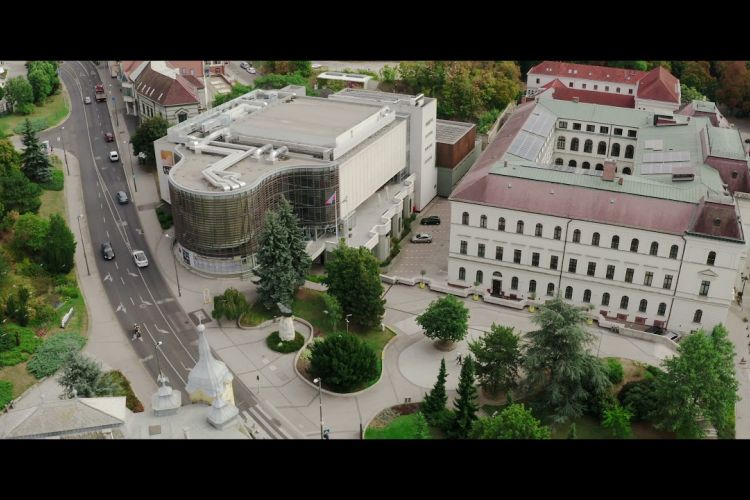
706, 126, 746, 160
537, 97, 653, 129
317, 71, 372, 82
436, 119, 475, 145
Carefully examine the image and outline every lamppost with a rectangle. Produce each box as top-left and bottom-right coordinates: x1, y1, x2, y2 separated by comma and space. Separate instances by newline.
124, 139, 137, 192
110, 85, 119, 127
313, 377, 323, 439
76, 214, 90, 276
345, 314, 352, 334
154, 340, 163, 378
60, 126, 70, 176
164, 234, 182, 297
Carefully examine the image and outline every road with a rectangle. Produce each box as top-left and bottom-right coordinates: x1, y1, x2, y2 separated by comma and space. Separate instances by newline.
46, 61, 286, 438
225, 61, 259, 87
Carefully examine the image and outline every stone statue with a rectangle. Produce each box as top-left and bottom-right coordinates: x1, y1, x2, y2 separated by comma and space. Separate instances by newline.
277, 302, 295, 341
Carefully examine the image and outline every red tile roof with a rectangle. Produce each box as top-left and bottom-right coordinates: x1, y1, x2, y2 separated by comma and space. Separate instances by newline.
168, 61, 203, 78
636, 66, 680, 104
529, 61, 646, 85
182, 75, 205, 90
689, 201, 742, 240
135, 64, 199, 107
541, 79, 636, 108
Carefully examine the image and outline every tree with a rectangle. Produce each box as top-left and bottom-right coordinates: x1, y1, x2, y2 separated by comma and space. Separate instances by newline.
5, 285, 31, 326
27, 67, 52, 104
212, 288, 249, 322
379, 64, 398, 84
522, 296, 612, 424
131, 116, 170, 164
3, 76, 34, 113
309, 333, 378, 392
12, 213, 49, 255
652, 325, 739, 438
421, 358, 448, 425
276, 197, 311, 288
601, 404, 633, 439
567, 422, 577, 439
256, 210, 296, 309
618, 378, 660, 422
324, 241, 385, 329
416, 295, 469, 348
468, 323, 522, 396
27, 61, 59, 95
715, 61, 750, 116
681, 84, 707, 104
213, 83, 253, 106
413, 412, 431, 439
0, 165, 43, 215
470, 403, 551, 439
605, 358, 624, 385
451, 356, 479, 438
321, 293, 342, 332
41, 214, 76, 274
20, 119, 52, 184
290, 61, 312, 77
679, 61, 716, 99
58, 352, 122, 398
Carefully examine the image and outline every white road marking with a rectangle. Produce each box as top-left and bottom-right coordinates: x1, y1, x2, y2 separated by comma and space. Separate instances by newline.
106, 231, 110, 239
129, 297, 135, 305
103, 273, 112, 282
114, 262, 118, 270
120, 276, 125, 285
155, 325, 169, 334
115, 303, 126, 313
127, 268, 138, 277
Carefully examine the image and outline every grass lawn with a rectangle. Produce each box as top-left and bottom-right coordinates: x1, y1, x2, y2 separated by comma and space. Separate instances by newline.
365, 413, 441, 439
0, 362, 38, 397
39, 157, 66, 219
0, 91, 69, 138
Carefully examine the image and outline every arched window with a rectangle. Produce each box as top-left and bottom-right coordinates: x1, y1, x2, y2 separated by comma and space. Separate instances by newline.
547, 283, 555, 296
592, 232, 600, 246
462, 212, 469, 225
622, 167, 632, 175
693, 310, 703, 323
565, 286, 573, 300
582, 162, 590, 169
476, 270, 483, 284
555, 158, 564, 165
557, 136, 566, 149
630, 238, 639, 253
620, 296, 629, 310
516, 221, 524, 234
554, 226, 562, 240
535, 223, 543, 237
511, 277, 519, 290
583, 289, 591, 303
669, 244, 679, 259
602, 292, 610, 306
529, 280, 536, 293
611, 143, 621, 157
625, 145, 634, 159
649, 242, 658, 256
584, 140, 593, 153
498, 217, 505, 231
568, 159, 577, 167
570, 138, 579, 151
657, 303, 667, 316
480, 215, 487, 229
572, 229, 581, 243
595, 163, 604, 171
707, 251, 716, 266
458, 267, 466, 280
611, 235, 620, 249
639, 299, 648, 313
597, 141, 607, 155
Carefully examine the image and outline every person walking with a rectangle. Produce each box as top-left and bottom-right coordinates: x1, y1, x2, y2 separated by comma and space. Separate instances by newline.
456, 352, 463, 365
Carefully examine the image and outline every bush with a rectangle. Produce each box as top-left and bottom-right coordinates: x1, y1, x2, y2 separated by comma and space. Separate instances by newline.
267, 331, 305, 353
155, 204, 173, 230
213, 288, 250, 321
605, 358, 624, 385
430, 407, 455, 433
54, 284, 79, 299
618, 378, 660, 422
309, 333, 379, 392
305, 274, 327, 284
31, 303, 56, 326
644, 365, 665, 379
0, 380, 12, 409
26, 331, 86, 377
0, 324, 42, 366
102, 370, 144, 412
39, 169, 64, 191
17, 258, 46, 277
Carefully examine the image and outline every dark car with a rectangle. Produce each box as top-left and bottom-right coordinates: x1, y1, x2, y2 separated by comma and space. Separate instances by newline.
104, 132, 114, 142
116, 191, 128, 204
101, 242, 115, 260
420, 215, 441, 225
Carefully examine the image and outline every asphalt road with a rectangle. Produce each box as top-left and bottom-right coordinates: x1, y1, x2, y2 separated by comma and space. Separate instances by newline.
226, 61, 259, 87
46, 61, 284, 438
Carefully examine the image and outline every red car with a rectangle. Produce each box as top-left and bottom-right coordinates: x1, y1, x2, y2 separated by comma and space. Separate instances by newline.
104, 132, 114, 142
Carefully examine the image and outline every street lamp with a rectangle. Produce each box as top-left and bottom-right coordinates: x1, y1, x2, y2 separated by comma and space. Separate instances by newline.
154, 340, 163, 378
313, 377, 323, 440
164, 234, 182, 297
60, 126, 70, 176
76, 214, 91, 276
110, 85, 118, 127
345, 314, 352, 334
124, 139, 137, 192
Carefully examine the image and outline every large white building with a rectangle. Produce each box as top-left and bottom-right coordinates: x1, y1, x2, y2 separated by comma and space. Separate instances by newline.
448, 94, 748, 335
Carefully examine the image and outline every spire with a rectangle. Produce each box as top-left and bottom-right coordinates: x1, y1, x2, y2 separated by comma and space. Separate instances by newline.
152, 373, 182, 416
185, 323, 235, 405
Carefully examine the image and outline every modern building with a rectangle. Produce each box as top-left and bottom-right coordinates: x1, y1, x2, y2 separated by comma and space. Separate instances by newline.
154, 86, 416, 276
448, 93, 748, 335
434, 119, 480, 197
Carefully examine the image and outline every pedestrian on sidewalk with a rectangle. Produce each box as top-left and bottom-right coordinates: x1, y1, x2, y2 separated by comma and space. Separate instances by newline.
456, 352, 463, 365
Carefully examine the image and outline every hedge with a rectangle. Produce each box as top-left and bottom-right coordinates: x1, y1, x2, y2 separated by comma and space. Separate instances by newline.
27, 332, 86, 378
0, 380, 12, 409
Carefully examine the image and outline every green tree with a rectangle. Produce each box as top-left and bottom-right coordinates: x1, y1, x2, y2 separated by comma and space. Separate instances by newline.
309, 333, 378, 392
681, 84, 707, 104
715, 61, 750, 116
12, 213, 49, 255
41, 214, 76, 274
470, 403, 551, 439
20, 119, 52, 184
27, 67, 52, 104
27, 61, 59, 95
212, 288, 249, 322
3, 76, 34, 113
253, 72, 311, 93
522, 296, 612, 424
321, 293, 342, 332
414, 412, 431, 439
652, 325, 739, 438
290, 61, 312, 77
379, 65, 398, 84
5, 285, 31, 326
276, 197, 311, 287
605, 358, 625, 385
0, 165, 43, 215
131, 116, 169, 164
451, 356, 479, 438
213, 83, 253, 106
468, 323, 522, 396
324, 241, 385, 329
256, 211, 296, 309
618, 378, 660, 422
567, 422, 577, 439
416, 295, 469, 348
601, 404, 633, 439
421, 358, 448, 425
58, 352, 122, 398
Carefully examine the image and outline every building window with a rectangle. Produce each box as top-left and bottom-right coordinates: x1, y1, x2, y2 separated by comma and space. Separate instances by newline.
644, 272, 653, 286
625, 145, 635, 159
707, 251, 716, 265
529, 280, 537, 293
529, 252, 539, 267
669, 245, 679, 259
630, 238, 639, 253
511, 277, 519, 290
628, 130, 637, 138
614, 128, 623, 136
639, 299, 647, 313
569, 82, 574, 88
656, 275, 672, 292
570, 138, 579, 151
558, 120, 567, 129
555, 158, 564, 165
625, 268, 634, 283
649, 242, 659, 256
568, 259, 577, 273
514, 250, 522, 264
178, 111, 188, 123
605, 86, 610, 92
629, 89, 633, 95
597, 141, 607, 155
657, 303, 666, 316
554, 226, 562, 240
496, 246, 503, 261
584, 140, 593, 153
459, 267, 466, 280
693, 310, 703, 323
498, 218, 505, 231
547, 283, 555, 296
480, 215, 487, 228
616, 87, 621, 93
516, 221, 524, 234
557, 136, 566, 150
568, 159, 577, 167
592, 233, 600, 246
582, 162, 590, 169
587, 262, 596, 276
611, 235, 620, 249
572, 229, 581, 243
586, 124, 595, 132
600, 126, 609, 134
478, 244, 485, 258
565, 286, 573, 299
583, 289, 592, 303
732, 171, 739, 179
596, 163, 604, 171
582, 84, 587, 89
476, 270, 483, 284
536, 78, 540, 84
460, 241, 467, 255
699, 280, 710, 296
594, 85, 599, 90
611, 143, 620, 157
550, 255, 559, 270
606, 265, 615, 280
535, 223, 543, 237
462, 212, 469, 225
602, 293, 610, 306
620, 296, 629, 310
573, 123, 581, 131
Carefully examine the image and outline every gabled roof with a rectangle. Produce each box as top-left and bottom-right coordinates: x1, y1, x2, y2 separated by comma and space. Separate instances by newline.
541, 79, 636, 108
636, 66, 680, 104
135, 63, 199, 107
529, 61, 647, 85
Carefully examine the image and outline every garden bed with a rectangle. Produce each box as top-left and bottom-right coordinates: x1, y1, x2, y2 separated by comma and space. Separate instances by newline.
365, 403, 442, 439
266, 331, 305, 353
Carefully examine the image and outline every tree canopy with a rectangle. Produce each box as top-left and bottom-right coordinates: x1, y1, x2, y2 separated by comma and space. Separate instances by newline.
468, 323, 522, 396
256, 210, 296, 310
131, 116, 169, 164
20, 119, 52, 184
3, 76, 34, 114
416, 294, 470, 345
40, 214, 76, 274
470, 403, 551, 439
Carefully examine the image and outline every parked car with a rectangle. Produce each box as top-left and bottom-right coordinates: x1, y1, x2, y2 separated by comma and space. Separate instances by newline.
116, 191, 128, 204
101, 242, 115, 260
240, 62, 248, 69
420, 215, 441, 225
84, 96, 91, 104
104, 132, 114, 142
411, 233, 433, 243
668, 332, 682, 342
109, 151, 119, 162
247, 66, 256, 74
132, 250, 149, 268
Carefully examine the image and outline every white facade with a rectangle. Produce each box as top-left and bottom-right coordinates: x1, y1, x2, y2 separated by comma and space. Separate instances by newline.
635, 96, 680, 114
552, 119, 638, 169
137, 94, 200, 125
527, 74, 638, 97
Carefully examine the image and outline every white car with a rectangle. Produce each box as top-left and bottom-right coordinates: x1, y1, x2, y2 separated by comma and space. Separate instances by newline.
109, 151, 119, 162
132, 250, 149, 268
411, 233, 433, 243
84, 96, 92, 104
247, 66, 256, 74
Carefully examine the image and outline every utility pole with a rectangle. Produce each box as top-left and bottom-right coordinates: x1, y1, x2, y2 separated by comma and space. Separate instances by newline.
76, 214, 90, 276
60, 126, 70, 176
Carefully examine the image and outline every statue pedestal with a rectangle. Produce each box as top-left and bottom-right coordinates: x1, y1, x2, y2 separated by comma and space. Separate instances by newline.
279, 315, 295, 341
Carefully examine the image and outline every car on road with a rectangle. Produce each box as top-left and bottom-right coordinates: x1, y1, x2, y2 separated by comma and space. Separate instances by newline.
116, 191, 129, 204
420, 215, 441, 225
104, 132, 114, 142
240, 62, 248, 69
411, 233, 433, 243
109, 151, 119, 162
84, 96, 91, 104
132, 250, 148, 268
101, 242, 115, 260
247, 66, 256, 74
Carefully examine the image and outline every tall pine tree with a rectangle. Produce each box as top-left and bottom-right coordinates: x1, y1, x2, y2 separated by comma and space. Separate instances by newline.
452, 355, 479, 439
20, 119, 52, 184
276, 196, 311, 287
41, 214, 76, 274
421, 358, 448, 424
256, 210, 297, 309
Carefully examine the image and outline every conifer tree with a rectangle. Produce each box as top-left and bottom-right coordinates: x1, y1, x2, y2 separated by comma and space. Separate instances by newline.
276, 196, 311, 287
20, 119, 52, 184
421, 358, 448, 424
452, 356, 479, 438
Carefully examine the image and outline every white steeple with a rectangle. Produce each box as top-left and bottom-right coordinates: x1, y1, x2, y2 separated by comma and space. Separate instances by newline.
185, 324, 235, 405
152, 373, 182, 416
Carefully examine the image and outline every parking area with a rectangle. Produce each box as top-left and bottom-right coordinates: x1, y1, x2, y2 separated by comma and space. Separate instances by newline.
388, 197, 451, 280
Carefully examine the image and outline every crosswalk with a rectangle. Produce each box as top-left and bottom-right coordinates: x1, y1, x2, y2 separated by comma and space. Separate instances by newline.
240, 404, 295, 440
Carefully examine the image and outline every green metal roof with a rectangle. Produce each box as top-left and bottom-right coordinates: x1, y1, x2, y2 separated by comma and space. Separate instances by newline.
693, 100, 717, 113
537, 97, 653, 128
706, 126, 746, 160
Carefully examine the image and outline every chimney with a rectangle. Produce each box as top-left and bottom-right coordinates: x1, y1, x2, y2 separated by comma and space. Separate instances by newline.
602, 160, 617, 182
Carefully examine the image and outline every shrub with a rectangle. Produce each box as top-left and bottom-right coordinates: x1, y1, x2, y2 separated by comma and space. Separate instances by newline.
53, 274, 76, 288
605, 358, 625, 385
103, 370, 144, 412
0, 324, 42, 366
644, 365, 665, 379
0, 380, 12, 409
54, 284, 79, 299
618, 379, 660, 422
266, 331, 305, 353
212, 288, 249, 321
309, 333, 379, 392
17, 258, 46, 277
155, 204, 173, 230
39, 169, 64, 191
31, 303, 56, 326
305, 274, 327, 284
27, 331, 86, 377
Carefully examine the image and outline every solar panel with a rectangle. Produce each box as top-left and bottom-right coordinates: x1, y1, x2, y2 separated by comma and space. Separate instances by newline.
522, 109, 555, 137
508, 132, 545, 161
